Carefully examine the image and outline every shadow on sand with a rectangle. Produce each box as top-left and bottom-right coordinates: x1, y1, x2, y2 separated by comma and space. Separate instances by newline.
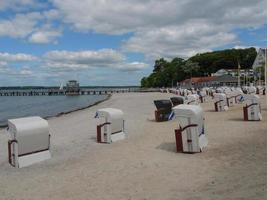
205, 109, 217, 113
147, 118, 170, 123
228, 117, 244, 122
156, 142, 177, 153
147, 118, 156, 122
89, 136, 97, 141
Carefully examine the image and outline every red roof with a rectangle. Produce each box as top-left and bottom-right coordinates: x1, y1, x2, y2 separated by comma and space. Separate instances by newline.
181, 76, 215, 83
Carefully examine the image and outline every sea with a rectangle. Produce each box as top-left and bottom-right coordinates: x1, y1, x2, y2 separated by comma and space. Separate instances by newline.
0, 94, 109, 127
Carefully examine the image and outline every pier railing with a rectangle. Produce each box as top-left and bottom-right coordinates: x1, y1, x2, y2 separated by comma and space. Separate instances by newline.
0, 88, 160, 96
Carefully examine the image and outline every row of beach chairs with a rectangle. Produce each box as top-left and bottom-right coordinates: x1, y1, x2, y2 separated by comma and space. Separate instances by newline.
5, 85, 264, 168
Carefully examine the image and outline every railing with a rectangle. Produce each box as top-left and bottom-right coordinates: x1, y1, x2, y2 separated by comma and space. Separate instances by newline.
0, 88, 160, 96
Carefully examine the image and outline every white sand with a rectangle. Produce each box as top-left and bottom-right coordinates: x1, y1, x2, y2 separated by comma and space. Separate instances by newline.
0, 92, 267, 200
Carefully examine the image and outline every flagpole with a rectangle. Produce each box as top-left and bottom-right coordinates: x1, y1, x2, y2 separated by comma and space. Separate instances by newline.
265, 48, 267, 87
238, 61, 240, 87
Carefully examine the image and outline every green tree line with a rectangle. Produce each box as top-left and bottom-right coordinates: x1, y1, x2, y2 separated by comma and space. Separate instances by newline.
141, 47, 257, 88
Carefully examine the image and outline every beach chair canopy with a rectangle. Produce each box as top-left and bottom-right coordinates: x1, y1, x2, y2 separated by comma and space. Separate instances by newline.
154, 100, 172, 111
214, 93, 226, 99
96, 108, 124, 134
96, 108, 123, 120
244, 94, 260, 102
8, 116, 49, 156
170, 97, 184, 106
172, 104, 204, 134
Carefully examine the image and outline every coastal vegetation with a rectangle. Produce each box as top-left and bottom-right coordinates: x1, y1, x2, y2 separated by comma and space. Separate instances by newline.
141, 47, 257, 87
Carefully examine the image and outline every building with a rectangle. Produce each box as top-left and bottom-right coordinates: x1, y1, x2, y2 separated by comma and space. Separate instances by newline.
214, 74, 238, 86
179, 76, 216, 88
212, 68, 254, 78
179, 75, 238, 88
65, 80, 80, 95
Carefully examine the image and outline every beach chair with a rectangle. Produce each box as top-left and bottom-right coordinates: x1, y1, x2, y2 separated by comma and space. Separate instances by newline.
95, 108, 126, 143
213, 93, 228, 112
216, 88, 223, 93
256, 86, 261, 95
224, 89, 235, 107
7, 116, 51, 168
172, 104, 208, 153
154, 100, 172, 122
170, 96, 184, 107
243, 95, 262, 121
186, 94, 199, 105
247, 86, 256, 95
256, 86, 266, 95
233, 88, 244, 104
199, 91, 207, 103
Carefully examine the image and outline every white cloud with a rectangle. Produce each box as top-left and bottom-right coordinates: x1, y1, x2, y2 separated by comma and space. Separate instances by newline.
43, 9, 61, 20
43, 49, 147, 72
123, 22, 236, 59
234, 45, 259, 50
115, 62, 149, 72
0, 12, 42, 38
19, 66, 33, 76
0, 52, 37, 62
0, 9, 62, 42
0, 0, 47, 11
0, 62, 33, 77
1, 0, 266, 59
44, 49, 124, 66
0, 62, 9, 73
51, 0, 267, 33
51, 0, 267, 58
44, 62, 90, 72
3, 0, 267, 85
52, 0, 181, 34
29, 27, 62, 44
0, 50, 148, 76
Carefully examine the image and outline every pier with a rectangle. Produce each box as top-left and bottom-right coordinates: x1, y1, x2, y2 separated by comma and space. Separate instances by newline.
0, 88, 159, 96
0, 89, 129, 96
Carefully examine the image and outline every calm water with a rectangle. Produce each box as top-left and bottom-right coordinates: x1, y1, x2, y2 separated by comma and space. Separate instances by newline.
0, 95, 108, 126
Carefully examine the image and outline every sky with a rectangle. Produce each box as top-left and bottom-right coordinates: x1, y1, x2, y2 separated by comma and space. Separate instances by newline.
0, 0, 267, 86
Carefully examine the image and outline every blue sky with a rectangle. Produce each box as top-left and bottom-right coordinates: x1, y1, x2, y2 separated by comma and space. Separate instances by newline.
0, 0, 266, 86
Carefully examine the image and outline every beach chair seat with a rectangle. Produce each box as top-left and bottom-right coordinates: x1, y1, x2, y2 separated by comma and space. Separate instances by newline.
7, 116, 51, 168
199, 91, 207, 103
243, 95, 262, 121
172, 104, 208, 153
213, 93, 228, 112
153, 100, 172, 122
95, 108, 126, 143
186, 94, 199, 105
170, 96, 184, 107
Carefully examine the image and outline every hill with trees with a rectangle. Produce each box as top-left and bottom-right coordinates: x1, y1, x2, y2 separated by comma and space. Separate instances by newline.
141, 47, 257, 88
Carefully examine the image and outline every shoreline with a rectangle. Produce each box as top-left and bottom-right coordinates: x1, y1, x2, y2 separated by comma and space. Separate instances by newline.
53, 94, 111, 118
0, 94, 111, 129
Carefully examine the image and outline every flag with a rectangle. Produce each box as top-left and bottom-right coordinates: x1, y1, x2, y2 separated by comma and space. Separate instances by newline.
168, 111, 175, 121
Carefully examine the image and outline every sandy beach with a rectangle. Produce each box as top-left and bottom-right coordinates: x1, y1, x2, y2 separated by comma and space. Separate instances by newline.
0, 92, 267, 200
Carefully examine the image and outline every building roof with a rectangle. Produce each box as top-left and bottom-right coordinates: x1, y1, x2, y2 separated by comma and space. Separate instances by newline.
214, 74, 238, 83
180, 75, 237, 83
181, 76, 215, 83
216, 68, 253, 72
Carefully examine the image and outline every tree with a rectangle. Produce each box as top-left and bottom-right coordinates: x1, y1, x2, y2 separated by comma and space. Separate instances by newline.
153, 58, 168, 72
140, 47, 257, 88
182, 61, 200, 78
